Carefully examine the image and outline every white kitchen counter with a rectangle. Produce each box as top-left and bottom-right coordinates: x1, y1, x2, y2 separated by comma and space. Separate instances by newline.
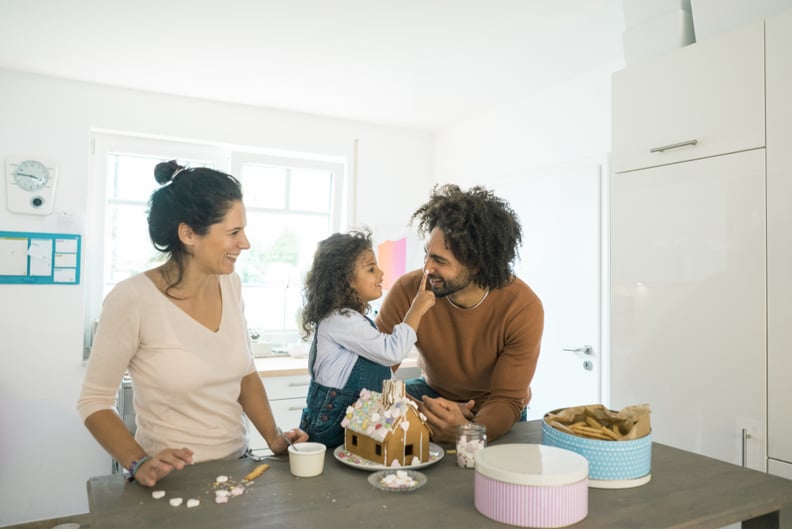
255, 355, 419, 377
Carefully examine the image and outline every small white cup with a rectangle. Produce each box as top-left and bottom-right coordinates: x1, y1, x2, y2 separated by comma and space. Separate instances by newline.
288, 442, 327, 477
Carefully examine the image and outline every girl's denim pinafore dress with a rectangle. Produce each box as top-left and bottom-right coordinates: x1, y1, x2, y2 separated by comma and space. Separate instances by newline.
299, 318, 391, 449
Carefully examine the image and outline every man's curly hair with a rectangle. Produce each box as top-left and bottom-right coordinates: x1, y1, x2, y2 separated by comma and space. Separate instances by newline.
411, 184, 522, 290
300, 229, 373, 339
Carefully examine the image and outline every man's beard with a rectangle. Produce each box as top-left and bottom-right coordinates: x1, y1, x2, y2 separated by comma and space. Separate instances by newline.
428, 272, 471, 299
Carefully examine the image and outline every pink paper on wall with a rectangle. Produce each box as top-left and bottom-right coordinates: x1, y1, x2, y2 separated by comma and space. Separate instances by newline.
378, 237, 407, 290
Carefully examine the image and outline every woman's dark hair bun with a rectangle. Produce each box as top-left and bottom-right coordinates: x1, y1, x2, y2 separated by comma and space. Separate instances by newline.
154, 160, 184, 185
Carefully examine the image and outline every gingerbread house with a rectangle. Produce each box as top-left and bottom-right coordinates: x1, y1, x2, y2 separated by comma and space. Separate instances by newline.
341, 379, 431, 467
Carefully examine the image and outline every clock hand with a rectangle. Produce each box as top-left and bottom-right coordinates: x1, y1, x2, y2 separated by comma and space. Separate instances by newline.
17, 172, 44, 182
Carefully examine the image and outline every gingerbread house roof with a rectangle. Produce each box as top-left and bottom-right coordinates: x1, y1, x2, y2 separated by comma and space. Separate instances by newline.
341, 379, 428, 443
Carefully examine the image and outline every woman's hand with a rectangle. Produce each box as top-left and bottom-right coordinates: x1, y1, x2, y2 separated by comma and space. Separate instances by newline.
132, 447, 194, 487
269, 427, 310, 455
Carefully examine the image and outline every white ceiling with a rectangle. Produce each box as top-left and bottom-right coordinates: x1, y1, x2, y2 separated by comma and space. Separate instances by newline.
0, 0, 625, 131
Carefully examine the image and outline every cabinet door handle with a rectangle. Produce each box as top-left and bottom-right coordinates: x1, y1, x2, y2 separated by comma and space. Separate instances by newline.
287, 406, 304, 411
288, 382, 310, 387
741, 428, 752, 467
650, 139, 698, 153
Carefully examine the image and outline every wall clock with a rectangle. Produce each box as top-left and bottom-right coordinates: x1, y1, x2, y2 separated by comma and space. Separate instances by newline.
5, 157, 59, 215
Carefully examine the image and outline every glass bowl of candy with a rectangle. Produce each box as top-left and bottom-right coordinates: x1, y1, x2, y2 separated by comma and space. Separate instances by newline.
368, 469, 427, 493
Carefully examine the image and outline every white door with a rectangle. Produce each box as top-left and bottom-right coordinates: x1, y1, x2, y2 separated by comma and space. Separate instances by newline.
610, 150, 766, 471
493, 157, 605, 420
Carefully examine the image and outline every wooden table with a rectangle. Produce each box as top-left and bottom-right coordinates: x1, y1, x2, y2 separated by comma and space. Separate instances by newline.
86, 421, 792, 529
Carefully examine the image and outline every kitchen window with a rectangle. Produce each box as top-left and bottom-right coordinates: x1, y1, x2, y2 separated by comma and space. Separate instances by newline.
84, 132, 345, 358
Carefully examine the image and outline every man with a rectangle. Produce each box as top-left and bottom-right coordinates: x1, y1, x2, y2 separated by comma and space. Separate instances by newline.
376, 184, 544, 443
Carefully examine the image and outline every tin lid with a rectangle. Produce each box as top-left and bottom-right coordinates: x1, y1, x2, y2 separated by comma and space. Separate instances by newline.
475, 444, 588, 486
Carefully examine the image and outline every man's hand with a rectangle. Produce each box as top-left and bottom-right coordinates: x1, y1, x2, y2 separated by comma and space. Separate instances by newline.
419, 396, 476, 443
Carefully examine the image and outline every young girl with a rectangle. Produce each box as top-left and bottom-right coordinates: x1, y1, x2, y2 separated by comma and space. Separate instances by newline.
298, 230, 435, 448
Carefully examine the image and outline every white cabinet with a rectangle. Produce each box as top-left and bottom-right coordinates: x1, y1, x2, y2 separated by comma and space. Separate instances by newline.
769, 459, 792, 481
610, 150, 767, 471
610, 17, 772, 472
246, 373, 310, 451
265, 373, 311, 432
611, 20, 764, 173
262, 373, 312, 400
766, 7, 792, 471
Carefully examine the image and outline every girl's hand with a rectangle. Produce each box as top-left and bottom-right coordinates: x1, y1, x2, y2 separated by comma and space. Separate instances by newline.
133, 447, 194, 487
411, 270, 436, 314
402, 270, 435, 332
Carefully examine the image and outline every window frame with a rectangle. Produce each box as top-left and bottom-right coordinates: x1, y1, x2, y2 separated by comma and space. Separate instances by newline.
84, 131, 346, 359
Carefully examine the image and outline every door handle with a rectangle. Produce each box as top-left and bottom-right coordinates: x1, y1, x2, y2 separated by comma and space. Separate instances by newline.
563, 345, 593, 355
741, 428, 752, 467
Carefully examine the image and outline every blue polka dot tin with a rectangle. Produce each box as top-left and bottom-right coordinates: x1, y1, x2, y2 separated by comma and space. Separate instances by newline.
541, 411, 652, 489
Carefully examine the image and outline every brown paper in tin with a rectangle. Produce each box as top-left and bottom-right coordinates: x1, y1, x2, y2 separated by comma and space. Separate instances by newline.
544, 403, 651, 440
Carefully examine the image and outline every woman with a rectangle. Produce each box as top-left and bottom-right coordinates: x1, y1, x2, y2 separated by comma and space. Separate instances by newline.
78, 160, 307, 487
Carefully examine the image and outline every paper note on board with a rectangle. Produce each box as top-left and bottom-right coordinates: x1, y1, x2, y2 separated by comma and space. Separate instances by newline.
53, 268, 77, 283
0, 237, 28, 275
56, 238, 78, 253
28, 239, 53, 276
54, 252, 77, 267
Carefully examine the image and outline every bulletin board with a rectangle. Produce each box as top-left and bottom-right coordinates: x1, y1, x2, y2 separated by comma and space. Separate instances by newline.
0, 230, 81, 284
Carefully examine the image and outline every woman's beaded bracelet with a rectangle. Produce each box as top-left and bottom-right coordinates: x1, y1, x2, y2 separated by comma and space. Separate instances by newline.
127, 455, 151, 483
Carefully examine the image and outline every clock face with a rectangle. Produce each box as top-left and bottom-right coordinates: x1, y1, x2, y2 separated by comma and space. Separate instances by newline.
13, 159, 49, 192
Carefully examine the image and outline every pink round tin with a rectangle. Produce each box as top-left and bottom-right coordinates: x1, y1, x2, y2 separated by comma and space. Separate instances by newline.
474, 444, 589, 528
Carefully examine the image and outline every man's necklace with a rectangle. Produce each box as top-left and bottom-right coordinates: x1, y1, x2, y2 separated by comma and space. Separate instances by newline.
446, 288, 490, 310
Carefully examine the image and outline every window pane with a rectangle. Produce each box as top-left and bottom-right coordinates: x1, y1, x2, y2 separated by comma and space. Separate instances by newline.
239, 164, 287, 209
104, 203, 161, 291
107, 155, 160, 201
240, 211, 331, 338
289, 168, 333, 213
107, 154, 215, 201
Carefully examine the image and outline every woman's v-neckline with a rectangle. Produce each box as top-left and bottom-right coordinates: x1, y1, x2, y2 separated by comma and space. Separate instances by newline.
143, 272, 224, 333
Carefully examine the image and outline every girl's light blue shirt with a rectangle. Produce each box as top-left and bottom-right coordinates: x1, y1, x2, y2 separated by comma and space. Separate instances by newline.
312, 309, 417, 388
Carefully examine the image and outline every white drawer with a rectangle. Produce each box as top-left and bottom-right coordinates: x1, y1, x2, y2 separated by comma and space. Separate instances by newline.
270, 397, 306, 429
769, 459, 792, 480
245, 397, 306, 451
262, 374, 311, 400
612, 19, 764, 173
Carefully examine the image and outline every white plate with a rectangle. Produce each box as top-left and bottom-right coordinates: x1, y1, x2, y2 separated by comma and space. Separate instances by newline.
368, 469, 427, 492
334, 442, 445, 471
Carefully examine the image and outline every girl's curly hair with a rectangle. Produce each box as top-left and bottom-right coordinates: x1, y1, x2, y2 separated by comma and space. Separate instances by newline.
300, 229, 373, 339
411, 184, 522, 290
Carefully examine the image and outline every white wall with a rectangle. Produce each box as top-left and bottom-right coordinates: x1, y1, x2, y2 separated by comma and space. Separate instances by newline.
0, 68, 434, 526
434, 68, 615, 184
434, 67, 618, 423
